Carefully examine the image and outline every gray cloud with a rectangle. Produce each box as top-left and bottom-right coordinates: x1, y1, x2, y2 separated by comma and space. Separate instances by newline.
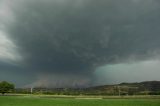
1, 0, 160, 87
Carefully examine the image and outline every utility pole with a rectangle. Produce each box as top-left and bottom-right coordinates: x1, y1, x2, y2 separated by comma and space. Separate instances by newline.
118, 86, 120, 96
31, 87, 33, 94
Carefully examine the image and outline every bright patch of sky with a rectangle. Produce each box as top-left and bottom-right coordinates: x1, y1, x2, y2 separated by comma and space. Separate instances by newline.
0, 31, 21, 63
94, 60, 160, 85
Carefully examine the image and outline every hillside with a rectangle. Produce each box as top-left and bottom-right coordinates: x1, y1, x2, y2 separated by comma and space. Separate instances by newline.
87, 81, 160, 95
15, 81, 160, 95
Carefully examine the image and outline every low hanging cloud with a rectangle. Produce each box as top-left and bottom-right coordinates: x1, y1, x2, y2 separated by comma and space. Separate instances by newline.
1, 0, 160, 87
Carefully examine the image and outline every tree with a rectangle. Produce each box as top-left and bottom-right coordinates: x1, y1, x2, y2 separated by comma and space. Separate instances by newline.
0, 81, 15, 95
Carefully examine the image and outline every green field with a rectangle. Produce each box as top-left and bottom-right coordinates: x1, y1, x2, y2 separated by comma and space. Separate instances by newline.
0, 95, 160, 106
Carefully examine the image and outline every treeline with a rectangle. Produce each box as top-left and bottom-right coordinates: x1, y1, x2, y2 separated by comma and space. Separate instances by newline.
14, 87, 160, 95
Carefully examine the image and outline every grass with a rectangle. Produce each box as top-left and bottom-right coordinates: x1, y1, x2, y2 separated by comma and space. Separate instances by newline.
0, 95, 160, 106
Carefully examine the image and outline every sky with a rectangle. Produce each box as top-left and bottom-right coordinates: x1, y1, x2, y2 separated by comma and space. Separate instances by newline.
0, 0, 160, 88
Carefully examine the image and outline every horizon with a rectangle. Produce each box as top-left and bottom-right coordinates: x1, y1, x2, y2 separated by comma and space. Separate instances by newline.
12, 80, 160, 89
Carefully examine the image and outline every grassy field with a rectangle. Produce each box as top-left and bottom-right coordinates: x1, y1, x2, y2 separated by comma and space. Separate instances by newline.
0, 95, 160, 106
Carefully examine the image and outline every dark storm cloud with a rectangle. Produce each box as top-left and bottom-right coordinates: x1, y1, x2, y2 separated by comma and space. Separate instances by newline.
2, 0, 160, 87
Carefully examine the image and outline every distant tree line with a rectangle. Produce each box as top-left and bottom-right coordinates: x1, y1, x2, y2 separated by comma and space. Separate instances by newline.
14, 86, 160, 96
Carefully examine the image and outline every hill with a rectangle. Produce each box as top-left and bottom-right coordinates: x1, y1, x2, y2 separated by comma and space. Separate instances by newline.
87, 81, 160, 95
15, 81, 160, 95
